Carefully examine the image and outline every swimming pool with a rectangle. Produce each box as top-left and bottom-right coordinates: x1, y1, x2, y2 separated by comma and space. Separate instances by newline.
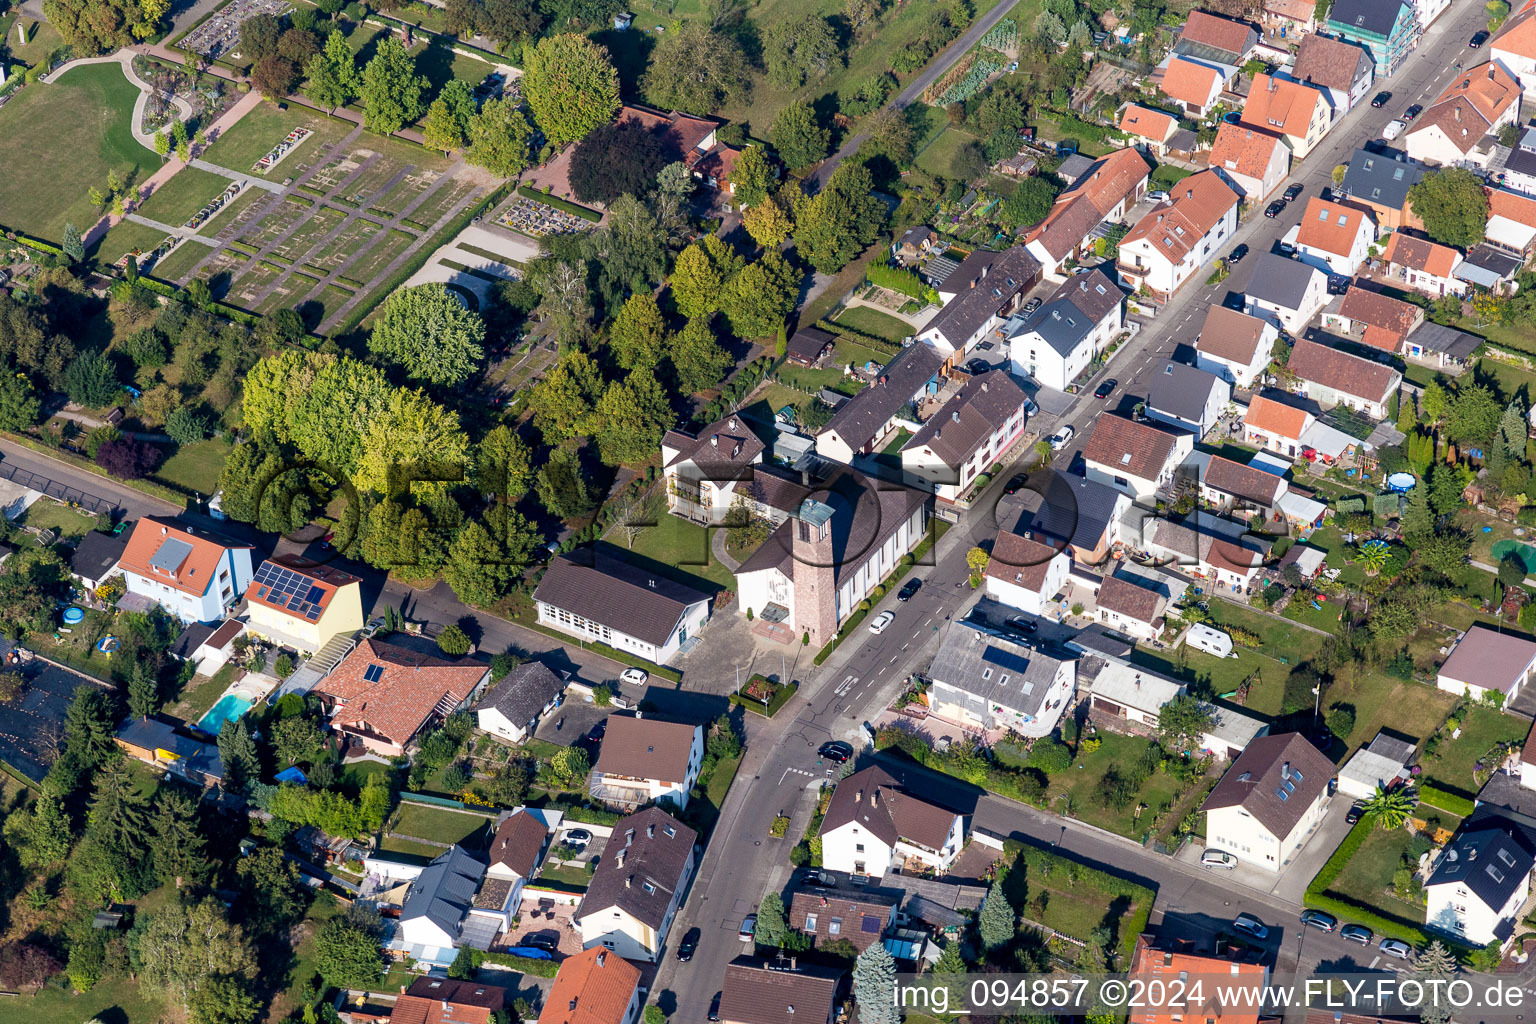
198, 693, 254, 735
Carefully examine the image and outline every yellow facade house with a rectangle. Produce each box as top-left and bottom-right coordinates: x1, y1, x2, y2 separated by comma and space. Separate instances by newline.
243, 555, 364, 654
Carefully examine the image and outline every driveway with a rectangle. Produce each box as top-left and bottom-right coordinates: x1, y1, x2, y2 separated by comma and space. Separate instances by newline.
1174, 796, 1352, 904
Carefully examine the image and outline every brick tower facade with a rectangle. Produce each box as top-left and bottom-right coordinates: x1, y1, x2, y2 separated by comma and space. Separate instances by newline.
791, 499, 839, 649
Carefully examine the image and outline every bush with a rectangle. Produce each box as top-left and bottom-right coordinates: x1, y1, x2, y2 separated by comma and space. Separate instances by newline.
1026, 738, 1072, 774
95, 438, 161, 479
490, 652, 519, 680
274, 653, 295, 679
437, 624, 471, 656
165, 406, 211, 445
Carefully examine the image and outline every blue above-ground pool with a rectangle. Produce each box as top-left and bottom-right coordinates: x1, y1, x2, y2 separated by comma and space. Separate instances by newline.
61, 607, 83, 624
198, 693, 254, 735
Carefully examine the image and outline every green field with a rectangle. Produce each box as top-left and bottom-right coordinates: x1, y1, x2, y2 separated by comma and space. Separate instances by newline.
21, 499, 98, 542
149, 238, 216, 284
393, 801, 495, 845
136, 167, 237, 228
1325, 825, 1425, 918
915, 127, 984, 179
0, 63, 149, 242
202, 102, 352, 178
156, 438, 233, 494
92, 218, 174, 265
1045, 732, 1184, 839
833, 305, 913, 344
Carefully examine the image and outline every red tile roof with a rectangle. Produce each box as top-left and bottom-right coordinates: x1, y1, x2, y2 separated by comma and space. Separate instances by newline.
1162, 57, 1222, 107
317, 638, 488, 748
1240, 74, 1325, 140
119, 517, 251, 598
1208, 123, 1285, 181
1489, 186, 1536, 227
1294, 197, 1371, 257
1381, 232, 1460, 277
1245, 393, 1313, 439
1120, 104, 1179, 142
1120, 170, 1239, 263
1288, 338, 1401, 402
1492, 0, 1536, 58
538, 948, 641, 1024
1339, 286, 1421, 342
1180, 10, 1258, 54
245, 554, 359, 621
1129, 936, 1266, 1024
984, 531, 1066, 592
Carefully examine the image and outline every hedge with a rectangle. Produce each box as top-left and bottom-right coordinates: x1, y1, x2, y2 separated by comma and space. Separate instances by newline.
1003, 840, 1155, 961
1302, 817, 1429, 945
867, 262, 938, 305
730, 680, 799, 717
814, 317, 899, 355
9, 232, 62, 255
1418, 784, 1474, 817
364, 12, 509, 65
472, 950, 561, 978
516, 185, 603, 222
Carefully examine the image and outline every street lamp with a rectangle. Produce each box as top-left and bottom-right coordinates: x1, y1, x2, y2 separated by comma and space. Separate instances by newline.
1312, 684, 1321, 728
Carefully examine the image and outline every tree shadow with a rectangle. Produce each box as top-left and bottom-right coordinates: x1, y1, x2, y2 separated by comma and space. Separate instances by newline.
295, 299, 325, 331
590, 28, 654, 99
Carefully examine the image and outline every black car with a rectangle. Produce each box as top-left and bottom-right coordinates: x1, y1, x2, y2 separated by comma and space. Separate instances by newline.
1327, 275, 1351, 295
966, 358, 991, 375
1371, 91, 1391, 107
1264, 200, 1286, 218
801, 869, 836, 888
1404, 103, 1423, 121
1346, 802, 1365, 824
676, 929, 700, 962
1004, 615, 1039, 636
1094, 378, 1118, 399
709, 994, 723, 1022
897, 577, 923, 601
524, 934, 559, 952
1283, 182, 1304, 201
818, 740, 854, 763
1004, 472, 1030, 494
1471, 30, 1488, 46
1227, 243, 1249, 264
585, 721, 606, 743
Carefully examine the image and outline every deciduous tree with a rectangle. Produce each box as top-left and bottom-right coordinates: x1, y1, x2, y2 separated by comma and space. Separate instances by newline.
667, 318, 732, 393
720, 250, 799, 339
794, 161, 885, 274
592, 369, 673, 465
369, 282, 486, 387
465, 96, 534, 177
421, 79, 476, 152
569, 119, 674, 204
762, 18, 842, 89
1408, 169, 1490, 249
138, 899, 259, 1011
608, 292, 668, 371
360, 37, 428, 135
770, 101, 831, 171
728, 145, 776, 207
521, 34, 620, 147
527, 351, 603, 443
743, 191, 795, 248
641, 23, 747, 114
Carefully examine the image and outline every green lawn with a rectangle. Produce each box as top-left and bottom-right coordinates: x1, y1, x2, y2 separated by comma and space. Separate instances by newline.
201, 101, 352, 177
10, 18, 63, 69
17, 975, 168, 1024
914, 126, 984, 180
155, 438, 232, 495
607, 511, 736, 593
1418, 705, 1529, 800
0, 62, 148, 243
167, 663, 239, 722
149, 239, 216, 284
393, 802, 495, 846
833, 305, 914, 344
377, 835, 446, 860
1045, 733, 1186, 839
21, 499, 98, 542
535, 862, 592, 888
91, 217, 173, 265
1325, 825, 1425, 919
136, 166, 237, 228
1319, 669, 1455, 760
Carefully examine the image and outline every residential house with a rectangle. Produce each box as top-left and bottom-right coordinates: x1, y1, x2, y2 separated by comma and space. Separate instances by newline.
1022, 472, 1134, 563
485, 810, 549, 913
719, 958, 845, 1024
1095, 573, 1169, 642
1505, 127, 1536, 196
1005, 269, 1126, 390
786, 326, 836, 368
1457, 243, 1527, 294
900, 370, 1030, 502
243, 556, 363, 655
927, 619, 1075, 738
118, 517, 253, 624
1290, 33, 1375, 112
1083, 653, 1267, 757
1208, 123, 1291, 203
1244, 254, 1329, 332
1406, 62, 1521, 168
1143, 513, 1270, 590
1082, 414, 1195, 500
1195, 305, 1281, 388
1145, 361, 1232, 435
534, 550, 711, 666
787, 883, 900, 952
1023, 149, 1152, 277
396, 845, 516, 961
735, 469, 929, 650
1341, 147, 1426, 230
1405, 321, 1483, 371
816, 343, 944, 462
574, 806, 697, 961
1239, 74, 1333, 160
70, 529, 127, 594
1287, 338, 1402, 418
983, 530, 1071, 615
474, 661, 567, 744
1175, 10, 1260, 65
1382, 231, 1467, 297
1200, 455, 1290, 517
1292, 197, 1376, 275
1425, 822, 1536, 946
315, 638, 490, 757
1324, 0, 1418, 75
618, 105, 744, 196
1127, 936, 1269, 1024
590, 715, 705, 812
1265, 0, 1317, 35
1487, 188, 1536, 259
1202, 732, 1335, 871
1117, 170, 1242, 298
181, 618, 243, 675
394, 978, 507, 1024
1436, 625, 1536, 703
662, 412, 766, 524
1244, 392, 1318, 457
894, 226, 936, 262
538, 948, 643, 1024
1493, 2, 1536, 100
1120, 105, 1181, 155
1160, 57, 1226, 116
819, 765, 967, 878
116, 715, 223, 787
914, 246, 1041, 360
1330, 285, 1425, 354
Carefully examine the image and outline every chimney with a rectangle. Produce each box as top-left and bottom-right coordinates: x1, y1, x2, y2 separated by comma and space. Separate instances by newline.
951, 410, 960, 423
1455, 106, 1461, 122
856, 788, 864, 803
625, 874, 633, 888
729, 416, 738, 429
597, 952, 606, 966
872, 790, 881, 808
711, 434, 719, 447
648, 823, 656, 838
790, 956, 797, 970
443, 1002, 450, 1012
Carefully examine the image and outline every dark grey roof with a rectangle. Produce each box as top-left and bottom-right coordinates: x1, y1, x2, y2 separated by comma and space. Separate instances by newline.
576, 807, 696, 930
116, 715, 223, 781
1341, 148, 1425, 210
1173, 38, 1249, 64
1458, 245, 1523, 281
1504, 147, 1536, 178
820, 343, 944, 450
1147, 362, 1228, 423
925, 246, 1042, 349
1426, 822, 1534, 916
1012, 269, 1123, 357
1056, 153, 1097, 186
1407, 322, 1482, 360
787, 326, 837, 362
1245, 253, 1323, 308
1023, 472, 1129, 553
901, 370, 1028, 468
475, 661, 566, 729
1366, 730, 1417, 764
169, 622, 215, 660
1202, 733, 1334, 839
534, 549, 711, 647
1065, 625, 1137, 658
70, 530, 128, 581
1327, 0, 1410, 37
1168, 128, 1199, 152
928, 620, 1069, 719
400, 845, 487, 941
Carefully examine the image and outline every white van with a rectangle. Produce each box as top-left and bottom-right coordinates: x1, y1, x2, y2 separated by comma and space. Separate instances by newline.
1382, 120, 1406, 141
1186, 623, 1237, 658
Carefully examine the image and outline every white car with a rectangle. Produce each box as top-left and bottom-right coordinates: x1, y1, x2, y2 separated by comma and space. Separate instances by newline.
1146, 189, 1170, 202
620, 667, 649, 686
1049, 425, 1075, 451
1382, 119, 1406, 140
1201, 849, 1236, 869
868, 610, 896, 635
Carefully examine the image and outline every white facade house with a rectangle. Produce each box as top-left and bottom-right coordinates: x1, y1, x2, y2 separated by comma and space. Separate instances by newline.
475, 662, 567, 744
1491, 7, 1536, 102
534, 552, 711, 666
395, 845, 518, 964
1244, 254, 1329, 334
819, 765, 967, 878
1239, 74, 1335, 159
1095, 574, 1170, 642
1202, 733, 1334, 872
590, 716, 705, 813
1291, 197, 1376, 275
1289, 33, 1375, 113
662, 414, 766, 524
1145, 362, 1232, 435
1116, 171, 1241, 298
928, 618, 1075, 739
900, 370, 1030, 502
574, 807, 697, 962
1406, 62, 1522, 169
118, 518, 254, 624
1195, 305, 1280, 389
1208, 123, 1291, 203
1006, 270, 1125, 391
916, 246, 1041, 358
1436, 625, 1536, 703
1082, 415, 1195, 500
1425, 825, 1536, 947
1382, 231, 1468, 298
983, 531, 1071, 616
1287, 339, 1403, 420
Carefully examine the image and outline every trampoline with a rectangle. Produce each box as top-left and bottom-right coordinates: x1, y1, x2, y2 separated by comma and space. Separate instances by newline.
96, 635, 119, 655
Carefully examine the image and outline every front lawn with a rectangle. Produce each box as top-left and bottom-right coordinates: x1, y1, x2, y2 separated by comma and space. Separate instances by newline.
1418, 705, 1529, 800
535, 862, 592, 889
200, 101, 352, 177
21, 500, 98, 543
391, 802, 495, 846
834, 305, 915, 344
607, 511, 736, 593
155, 438, 233, 495
1317, 667, 1455, 759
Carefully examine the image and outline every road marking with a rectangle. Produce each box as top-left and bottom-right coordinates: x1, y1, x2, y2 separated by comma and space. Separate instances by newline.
835, 675, 857, 696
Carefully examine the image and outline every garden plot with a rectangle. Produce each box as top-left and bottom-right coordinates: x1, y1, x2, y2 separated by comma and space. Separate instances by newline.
406, 175, 483, 230
370, 166, 446, 217
192, 246, 251, 285
207, 188, 277, 240
93, 219, 172, 266
306, 152, 373, 197
239, 199, 314, 249
252, 270, 322, 316
267, 205, 348, 263
304, 217, 382, 276
223, 258, 288, 307
343, 228, 417, 284
330, 151, 414, 208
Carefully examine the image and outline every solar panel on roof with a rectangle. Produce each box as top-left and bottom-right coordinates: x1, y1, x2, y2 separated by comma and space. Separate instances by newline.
305, 585, 324, 604
980, 647, 1032, 674
362, 664, 385, 683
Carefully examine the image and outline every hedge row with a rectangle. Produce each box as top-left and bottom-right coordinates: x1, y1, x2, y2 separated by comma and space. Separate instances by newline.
1417, 784, 1474, 817
516, 185, 602, 222
867, 262, 936, 305
364, 11, 509, 65
1303, 817, 1430, 945
9, 232, 62, 255
473, 950, 561, 978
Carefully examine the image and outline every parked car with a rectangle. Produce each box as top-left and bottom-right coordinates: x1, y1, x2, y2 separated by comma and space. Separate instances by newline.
1404, 103, 1423, 120
1023, 297, 1042, 314
1004, 473, 1031, 494
1471, 30, 1488, 46
1232, 914, 1269, 939
563, 828, 593, 847
868, 610, 896, 635
676, 929, 700, 961
1277, 242, 1297, 258
1004, 615, 1039, 636
739, 914, 757, 941
1201, 849, 1236, 869
1147, 189, 1170, 202
818, 741, 853, 763
1094, 378, 1118, 399
1380, 938, 1414, 959
1301, 910, 1338, 932
1227, 243, 1249, 264
966, 358, 991, 375
1283, 182, 1304, 201
1264, 200, 1286, 218
585, 721, 605, 743
1382, 119, 1407, 141
1371, 91, 1391, 107
1346, 802, 1365, 824
620, 667, 649, 686
1049, 425, 1075, 450
1341, 924, 1373, 945
897, 578, 923, 601
801, 869, 837, 888
709, 993, 722, 1022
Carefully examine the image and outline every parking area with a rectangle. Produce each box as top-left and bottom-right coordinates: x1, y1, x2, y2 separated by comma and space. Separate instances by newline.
504, 900, 583, 956
0, 657, 100, 781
